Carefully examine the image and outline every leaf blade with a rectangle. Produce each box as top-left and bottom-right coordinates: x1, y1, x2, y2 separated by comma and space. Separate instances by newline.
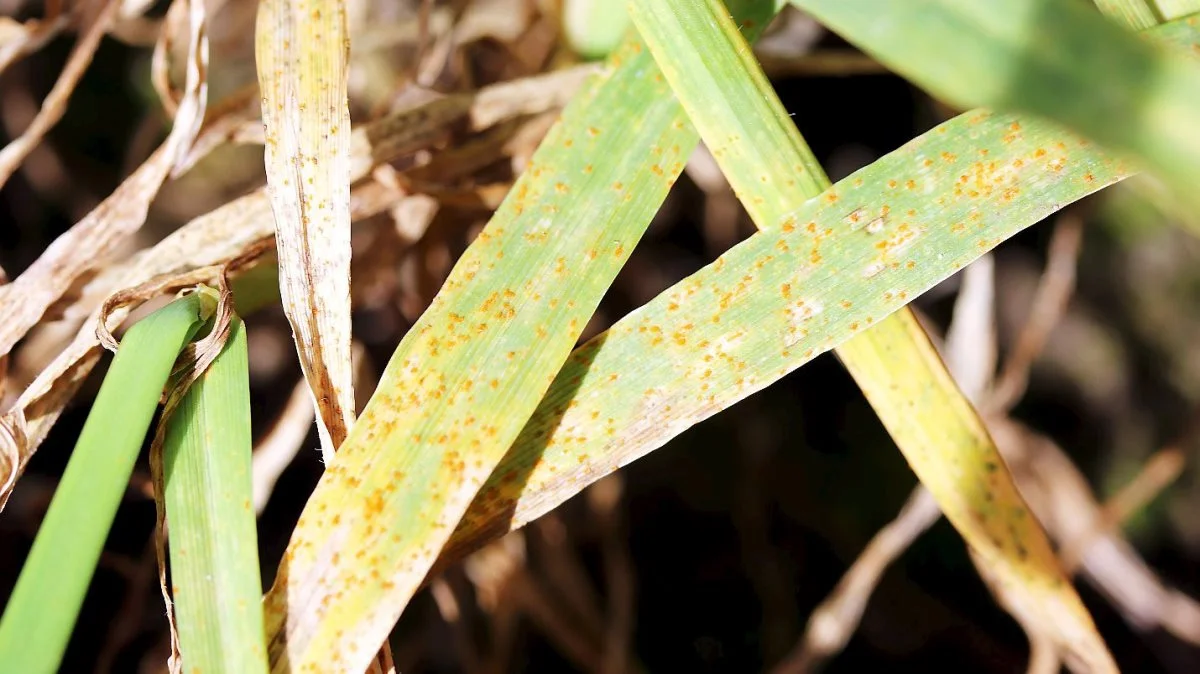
263, 34, 686, 674
789, 0, 1200, 218
444, 14, 1200, 585
256, 0, 355, 459
262, 5, 784, 669
628, 0, 1115, 668
163, 316, 269, 674
444, 106, 1130, 569
0, 293, 212, 674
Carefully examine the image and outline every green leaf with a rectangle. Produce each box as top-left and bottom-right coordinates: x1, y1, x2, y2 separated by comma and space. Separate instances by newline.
563, 0, 633, 60
162, 316, 268, 673
0, 291, 213, 674
790, 0, 1200, 220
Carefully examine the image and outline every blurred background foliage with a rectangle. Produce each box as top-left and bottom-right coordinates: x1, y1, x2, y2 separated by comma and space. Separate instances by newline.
2, 1, 1200, 671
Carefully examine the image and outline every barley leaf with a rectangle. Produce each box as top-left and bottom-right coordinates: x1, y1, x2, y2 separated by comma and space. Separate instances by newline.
256, 0, 355, 460
162, 316, 268, 673
0, 291, 214, 674
262, 3, 785, 670
626, 0, 1115, 668
789, 0, 1200, 221
442, 9, 1200, 620
1156, 0, 1200, 19
1095, 0, 1162, 29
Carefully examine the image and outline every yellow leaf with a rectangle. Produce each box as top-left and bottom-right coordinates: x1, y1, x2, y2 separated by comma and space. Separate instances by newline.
256, 0, 356, 459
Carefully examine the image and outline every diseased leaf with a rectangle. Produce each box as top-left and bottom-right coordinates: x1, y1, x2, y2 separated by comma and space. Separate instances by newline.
438, 13, 1200, 586
260, 4, 784, 670
629, 1, 1113, 667
789, 0, 1200, 220
843, 313, 1116, 671
256, 0, 356, 460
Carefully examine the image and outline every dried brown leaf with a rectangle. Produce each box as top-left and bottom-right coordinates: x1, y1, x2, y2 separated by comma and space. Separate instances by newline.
987, 214, 1085, 414
0, 65, 587, 508
771, 488, 941, 674
943, 255, 998, 404
151, 0, 193, 119
0, 0, 209, 359
0, 409, 26, 506
0, 264, 6, 402
0, 0, 120, 189
173, 84, 261, 175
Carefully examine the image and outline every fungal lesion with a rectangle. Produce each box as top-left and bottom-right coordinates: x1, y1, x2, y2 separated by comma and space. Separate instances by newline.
843, 207, 867, 227
861, 261, 886, 279
783, 298, 824, 347
843, 206, 888, 235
